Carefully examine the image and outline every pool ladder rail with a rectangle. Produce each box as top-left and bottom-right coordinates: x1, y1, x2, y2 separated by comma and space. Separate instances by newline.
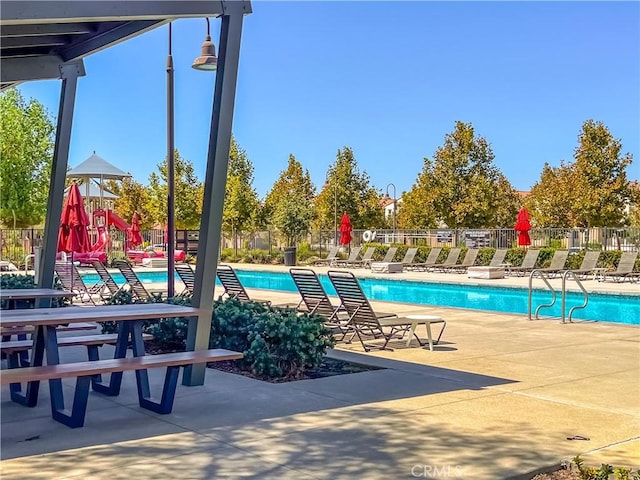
527, 269, 589, 323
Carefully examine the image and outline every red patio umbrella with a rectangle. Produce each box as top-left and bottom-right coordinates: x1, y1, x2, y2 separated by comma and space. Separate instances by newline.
339, 212, 352, 246
129, 212, 143, 248
515, 207, 532, 247
57, 182, 91, 254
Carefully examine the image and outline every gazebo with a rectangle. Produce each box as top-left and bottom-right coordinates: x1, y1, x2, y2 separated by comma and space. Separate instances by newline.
0, 1, 251, 386
67, 152, 130, 226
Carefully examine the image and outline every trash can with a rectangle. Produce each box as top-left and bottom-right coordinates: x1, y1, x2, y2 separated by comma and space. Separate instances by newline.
284, 246, 297, 266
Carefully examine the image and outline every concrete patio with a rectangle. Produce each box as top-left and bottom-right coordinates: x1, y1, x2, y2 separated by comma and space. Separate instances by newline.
1, 268, 639, 479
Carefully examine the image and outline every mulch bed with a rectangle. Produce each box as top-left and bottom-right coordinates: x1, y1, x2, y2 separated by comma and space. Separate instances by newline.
208, 357, 383, 383
144, 341, 383, 383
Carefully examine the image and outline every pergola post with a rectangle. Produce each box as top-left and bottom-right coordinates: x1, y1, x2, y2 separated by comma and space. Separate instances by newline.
37, 62, 85, 301
183, 2, 247, 386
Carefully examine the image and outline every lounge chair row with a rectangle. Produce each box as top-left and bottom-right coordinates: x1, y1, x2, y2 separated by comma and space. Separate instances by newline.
55, 259, 164, 305
210, 264, 446, 352
315, 247, 639, 281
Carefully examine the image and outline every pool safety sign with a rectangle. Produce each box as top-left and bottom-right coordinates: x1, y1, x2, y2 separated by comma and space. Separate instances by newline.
465, 230, 491, 248
437, 231, 453, 243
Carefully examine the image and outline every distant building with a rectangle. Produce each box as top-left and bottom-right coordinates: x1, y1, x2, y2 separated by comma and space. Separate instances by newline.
381, 194, 401, 224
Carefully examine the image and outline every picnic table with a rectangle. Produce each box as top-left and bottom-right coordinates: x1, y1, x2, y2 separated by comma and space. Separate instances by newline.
0, 303, 241, 428
0, 288, 76, 310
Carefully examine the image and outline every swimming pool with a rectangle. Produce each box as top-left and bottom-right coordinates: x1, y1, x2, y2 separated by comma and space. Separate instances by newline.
82, 269, 639, 325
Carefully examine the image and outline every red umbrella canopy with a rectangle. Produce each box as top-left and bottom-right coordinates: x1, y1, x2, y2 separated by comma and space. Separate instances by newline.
515, 207, 532, 247
129, 212, 143, 248
57, 182, 91, 254
339, 213, 352, 245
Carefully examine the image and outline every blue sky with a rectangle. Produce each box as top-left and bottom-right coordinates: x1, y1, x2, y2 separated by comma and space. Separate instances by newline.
18, 1, 640, 198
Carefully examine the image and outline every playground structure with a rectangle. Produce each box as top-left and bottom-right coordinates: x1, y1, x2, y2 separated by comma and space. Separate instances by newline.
92, 208, 140, 252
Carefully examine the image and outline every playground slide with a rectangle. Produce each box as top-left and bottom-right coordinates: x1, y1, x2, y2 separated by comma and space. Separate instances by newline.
91, 208, 131, 252
92, 227, 109, 252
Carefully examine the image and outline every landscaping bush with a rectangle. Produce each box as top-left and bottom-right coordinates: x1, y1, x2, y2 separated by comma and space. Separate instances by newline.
210, 297, 335, 380
146, 295, 193, 351
296, 242, 314, 261
476, 248, 496, 266
0, 273, 35, 309
0, 273, 34, 290
101, 289, 167, 333
105, 294, 335, 381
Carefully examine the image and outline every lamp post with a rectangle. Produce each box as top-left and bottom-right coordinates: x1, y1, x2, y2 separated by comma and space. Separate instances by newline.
166, 22, 175, 297
166, 19, 218, 298
386, 183, 397, 241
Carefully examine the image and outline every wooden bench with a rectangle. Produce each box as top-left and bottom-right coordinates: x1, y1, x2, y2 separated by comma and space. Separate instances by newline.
1, 333, 154, 368
2, 349, 243, 428
1, 322, 99, 366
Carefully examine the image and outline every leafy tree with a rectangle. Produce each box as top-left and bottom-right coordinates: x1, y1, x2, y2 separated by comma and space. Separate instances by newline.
397, 164, 439, 229
0, 88, 55, 227
223, 137, 260, 242
264, 154, 315, 245
527, 121, 635, 228
107, 178, 153, 229
314, 147, 384, 231
526, 162, 575, 227
147, 149, 203, 229
402, 121, 518, 228
570, 120, 634, 227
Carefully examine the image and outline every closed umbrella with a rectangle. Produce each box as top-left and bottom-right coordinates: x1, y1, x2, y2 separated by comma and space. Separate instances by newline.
515, 207, 532, 247
129, 212, 143, 248
339, 213, 352, 246
57, 182, 91, 254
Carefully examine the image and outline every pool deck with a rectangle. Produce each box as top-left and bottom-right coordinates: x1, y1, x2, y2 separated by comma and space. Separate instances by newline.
1, 263, 638, 479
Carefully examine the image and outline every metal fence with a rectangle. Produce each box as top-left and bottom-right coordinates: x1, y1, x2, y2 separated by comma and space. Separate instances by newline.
2, 226, 638, 268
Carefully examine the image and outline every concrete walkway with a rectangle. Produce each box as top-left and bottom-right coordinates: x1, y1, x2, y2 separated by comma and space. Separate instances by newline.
1, 265, 638, 479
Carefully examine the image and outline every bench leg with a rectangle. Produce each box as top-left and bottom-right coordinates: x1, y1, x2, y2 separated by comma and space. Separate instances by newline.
9, 326, 48, 407
85, 344, 104, 387
92, 321, 149, 396
138, 365, 180, 414
51, 375, 91, 428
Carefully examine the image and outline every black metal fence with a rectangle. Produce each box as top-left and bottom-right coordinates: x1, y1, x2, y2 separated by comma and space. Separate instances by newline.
2, 226, 638, 268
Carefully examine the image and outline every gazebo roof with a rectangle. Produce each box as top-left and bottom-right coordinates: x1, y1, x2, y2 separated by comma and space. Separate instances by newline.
67, 152, 131, 180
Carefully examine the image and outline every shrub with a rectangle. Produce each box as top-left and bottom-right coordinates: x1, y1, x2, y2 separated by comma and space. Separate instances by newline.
476, 248, 496, 266
296, 242, 313, 261
1, 273, 35, 309
101, 289, 167, 333
210, 297, 335, 380
146, 296, 193, 351
1, 273, 34, 289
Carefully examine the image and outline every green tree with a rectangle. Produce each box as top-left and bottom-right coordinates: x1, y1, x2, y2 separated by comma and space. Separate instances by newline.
107, 178, 153, 229
397, 162, 439, 229
526, 162, 575, 227
264, 154, 315, 245
147, 149, 203, 229
223, 137, 260, 243
570, 120, 634, 227
314, 147, 384, 232
0, 88, 55, 227
527, 121, 635, 228
414, 121, 518, 228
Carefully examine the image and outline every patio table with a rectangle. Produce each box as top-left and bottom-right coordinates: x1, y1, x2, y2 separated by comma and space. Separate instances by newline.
1, 303, 203, 408
404, 314, 445, 350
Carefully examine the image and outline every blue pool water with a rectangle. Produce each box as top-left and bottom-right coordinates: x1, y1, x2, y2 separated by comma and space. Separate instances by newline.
82, 270, 640, 325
